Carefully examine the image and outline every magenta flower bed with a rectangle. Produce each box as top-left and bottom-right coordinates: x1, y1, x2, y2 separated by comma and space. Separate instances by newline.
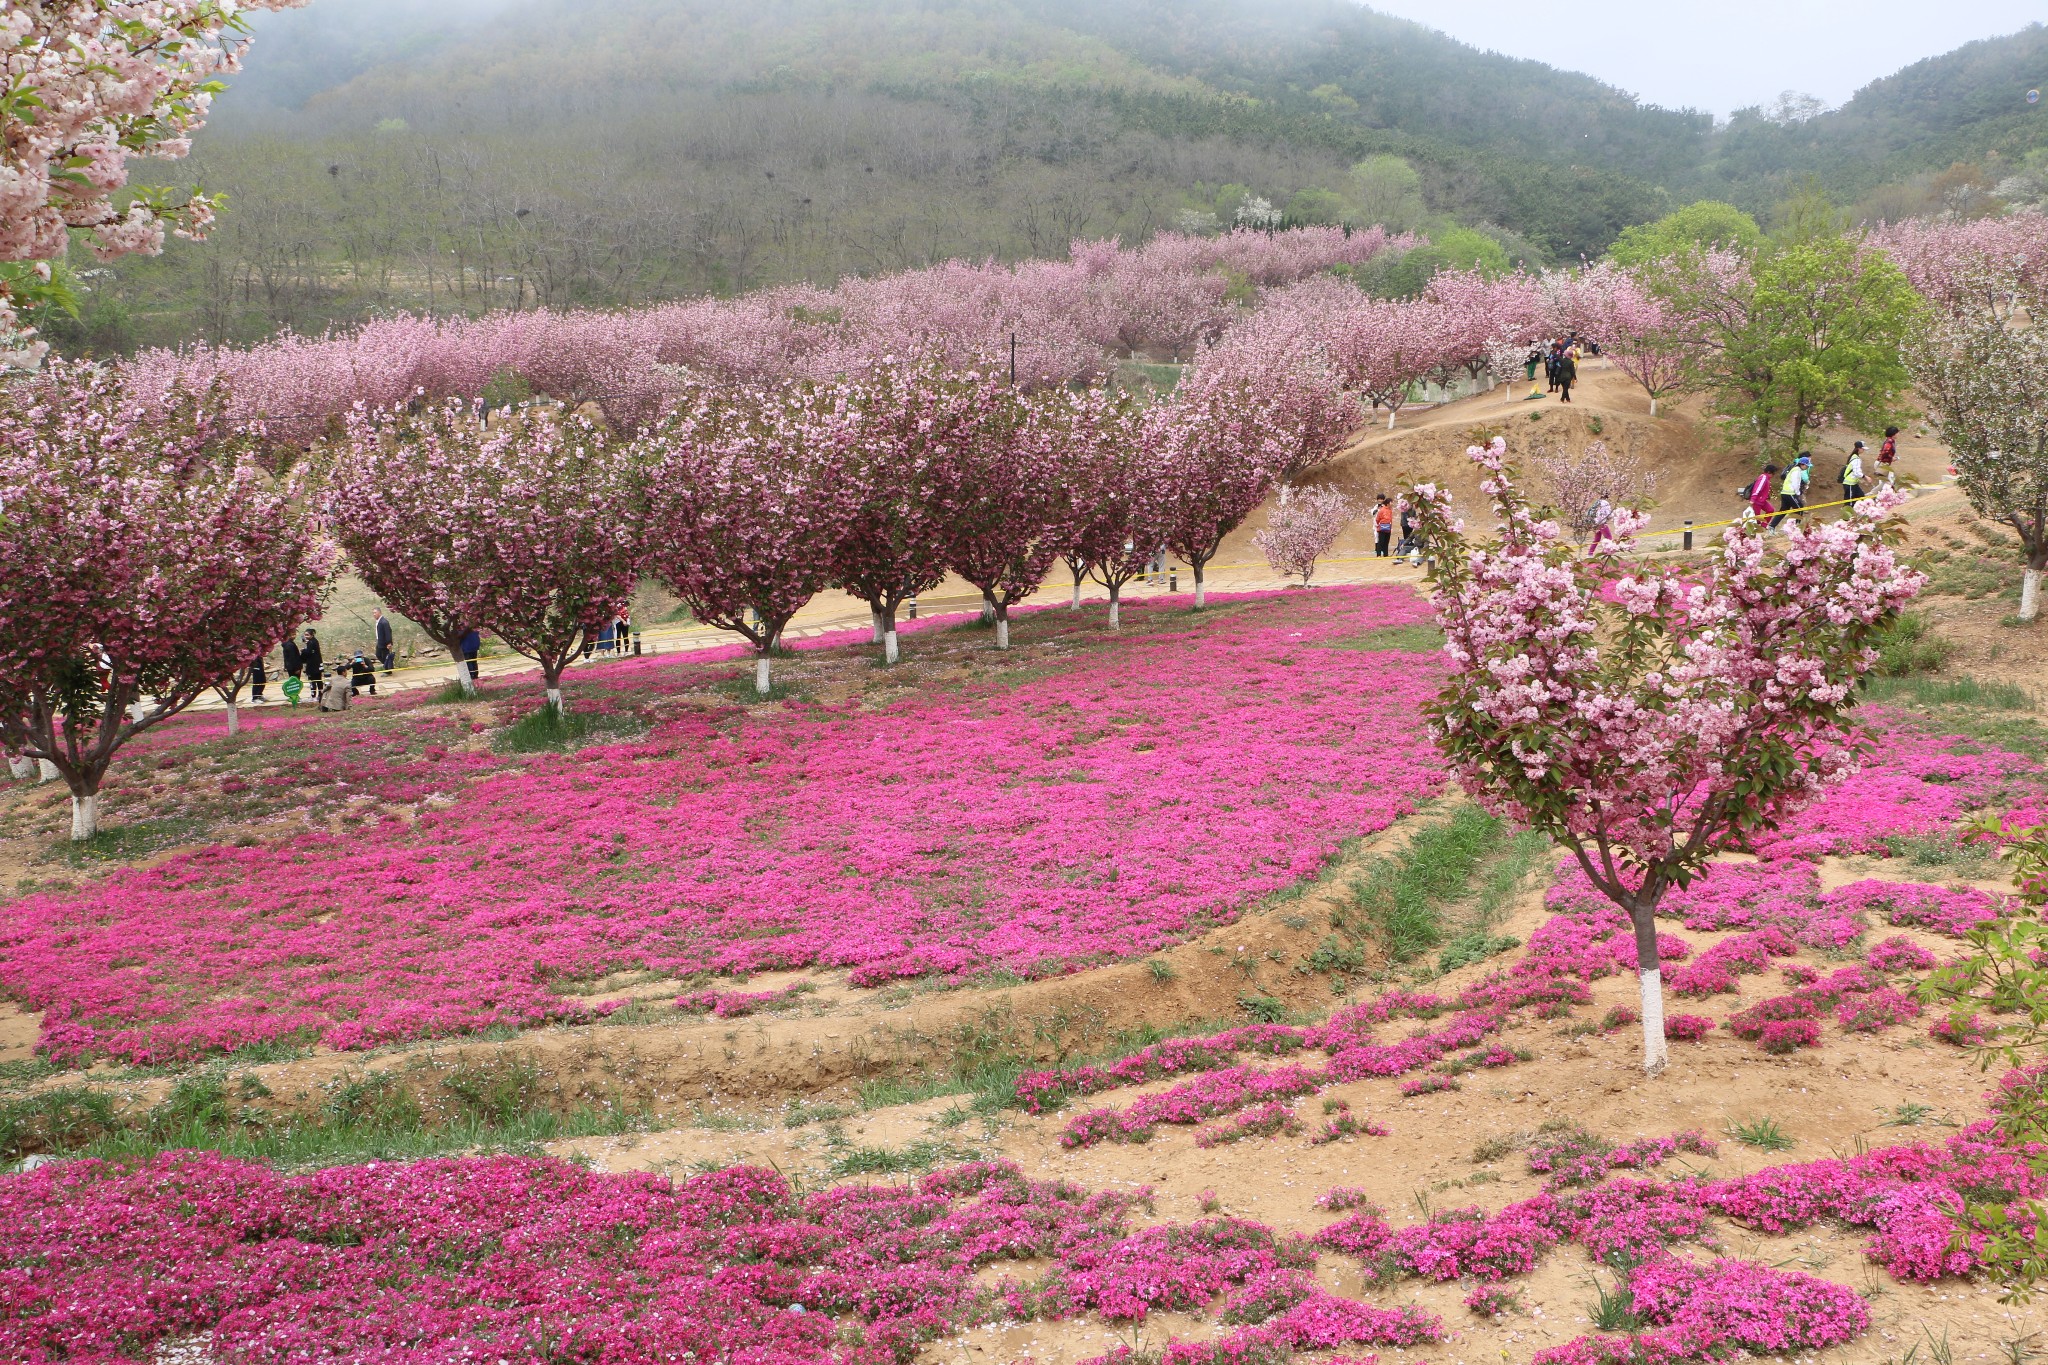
0, 589, 1451, 1064
3, 1152, 1446, 1365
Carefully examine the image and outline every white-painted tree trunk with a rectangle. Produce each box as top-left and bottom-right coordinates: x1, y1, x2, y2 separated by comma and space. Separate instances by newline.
1194, 575, 1207, 610
452, 658, 476, 695
884, 629, 900, 665
71, 793, 98, 841
545, 687, 564, 714
8, 754, 34, 781
994, 617, 1009, 650
1071, 575, 1083, 608
225, 700, 240, 736
1648, 397, 1659, 417
38, 759, 59, 783
980, 594, 996, 623
2022, 567, 2041, 623
754, 655, 772, 695
870, 608, 884, 644
1639, 968, 1669, 1075
1108, 593, 1121, 628
1386, 410, 1397, 430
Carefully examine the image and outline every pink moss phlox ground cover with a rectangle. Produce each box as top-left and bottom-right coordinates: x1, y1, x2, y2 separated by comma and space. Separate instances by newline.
0, 1155, 1186, 1364
674, 983, 811, 1017
1828, 879, 2005, 938
1534, 1256, 1870, 1365
1, 590, 1454, 1064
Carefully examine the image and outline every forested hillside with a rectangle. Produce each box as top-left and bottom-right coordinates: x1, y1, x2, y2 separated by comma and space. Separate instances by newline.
47, 0, 2047, 355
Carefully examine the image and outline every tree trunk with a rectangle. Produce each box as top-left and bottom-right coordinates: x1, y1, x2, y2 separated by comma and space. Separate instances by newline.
1108, 583, 1122, 628
545, 687, 565, 714
1193, 561, 1208, 610
38, 759, 58, 783
2022, 566, 2041, 623
1629, 905, 1669, 1075
9, 753, 36, 781
225, 700, 240, 736
994, 608, 1010, 650
1387, 409, 1397, 430
980, 592, 997, 624
71, 793, 99, 841
451, 655, 476, 696
879, 601, 901, 665
870, 607, 884, 644
1070, 563, 1085, 609
1648, 397, 1659, 417
755, 652, 773, 695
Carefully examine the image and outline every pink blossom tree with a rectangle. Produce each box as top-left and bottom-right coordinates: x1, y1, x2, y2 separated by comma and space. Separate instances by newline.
0, 0, 306, 363
325, 401, 497, 697
1409, 437, 1924, 1073
457, 406, 646, 711
831, 363, 991, 664
1909, 259, 2048, 621
1534, 439, 1660, 536
1328, 297, 1453, 429
1253, 487, 1354, 584
1048, 387, 1161, 628
644, 383, 862, 692
1578, 265, 1693, 416
936, 384, 1054, 650
1150, 373, 1279, 611
0, 364, 334, 838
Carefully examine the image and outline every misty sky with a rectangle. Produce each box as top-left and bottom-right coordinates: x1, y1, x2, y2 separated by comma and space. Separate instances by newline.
1358, 0, 2044, 117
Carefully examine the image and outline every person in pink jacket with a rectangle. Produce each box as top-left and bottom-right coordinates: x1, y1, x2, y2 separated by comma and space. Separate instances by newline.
1746, 464, 1779, 520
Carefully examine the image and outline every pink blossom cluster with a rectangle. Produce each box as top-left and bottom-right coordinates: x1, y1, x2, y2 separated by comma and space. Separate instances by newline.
1, 590, 1452, 1064
1525, 1127, 1716, 1190
1193, 1102, 1304, 1148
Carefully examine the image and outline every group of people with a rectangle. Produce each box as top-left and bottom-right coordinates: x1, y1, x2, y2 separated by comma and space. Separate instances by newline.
248, 609, 401, 709
1526, 338, 1592, 404
1372, 495, 1422, 560
1742, 427, 1900, 532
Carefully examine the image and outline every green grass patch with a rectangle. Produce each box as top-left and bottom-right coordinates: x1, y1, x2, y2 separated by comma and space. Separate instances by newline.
40, 816, 212, 867
1862, 673, 2035, 711
1322, 623, 1447, 653
1348, 806, 1506, 965
825, 1138, 972, 1176
1727, 1116, 1794, 1152
493, 705, 644, 753
2, 1068, 640, 1169
1868, 611, 1956, 678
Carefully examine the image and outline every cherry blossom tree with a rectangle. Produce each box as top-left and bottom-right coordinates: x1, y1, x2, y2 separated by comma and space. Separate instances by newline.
1910, 261, 2048, 622
1150, 370, 1282, 611
1579, 266, 1693, 416
1253, 487, 1354, 584
458, 406, 646, 711
936, 383, 1053, 650
644, 383, 862, 692
1049, 387, 1161, 628
1328, 297, 1453, 429
0, 364, 334, 838
326, 401, 496, 697
1410, 437, 1924, 1073
1, 0, 306, 364
1534, 439, 1660, 535
831, 363, 992, 664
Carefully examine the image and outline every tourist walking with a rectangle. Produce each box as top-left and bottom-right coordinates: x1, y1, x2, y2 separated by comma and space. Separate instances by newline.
1372, 496, 1394, 557
250, 654, 267, 703
1774, 456, 1809, 531
1555, 348, 1577, 404
1842, 442, 1866, 506
1588, 495, 1614, 549
460, 627, 482, 682
1878, 426, 1900, 484
374, 608, 395, 673
1746, 464, 1778, 522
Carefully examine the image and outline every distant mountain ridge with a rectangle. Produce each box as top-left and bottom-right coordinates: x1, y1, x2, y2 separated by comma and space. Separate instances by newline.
53, 2, 2048, 354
